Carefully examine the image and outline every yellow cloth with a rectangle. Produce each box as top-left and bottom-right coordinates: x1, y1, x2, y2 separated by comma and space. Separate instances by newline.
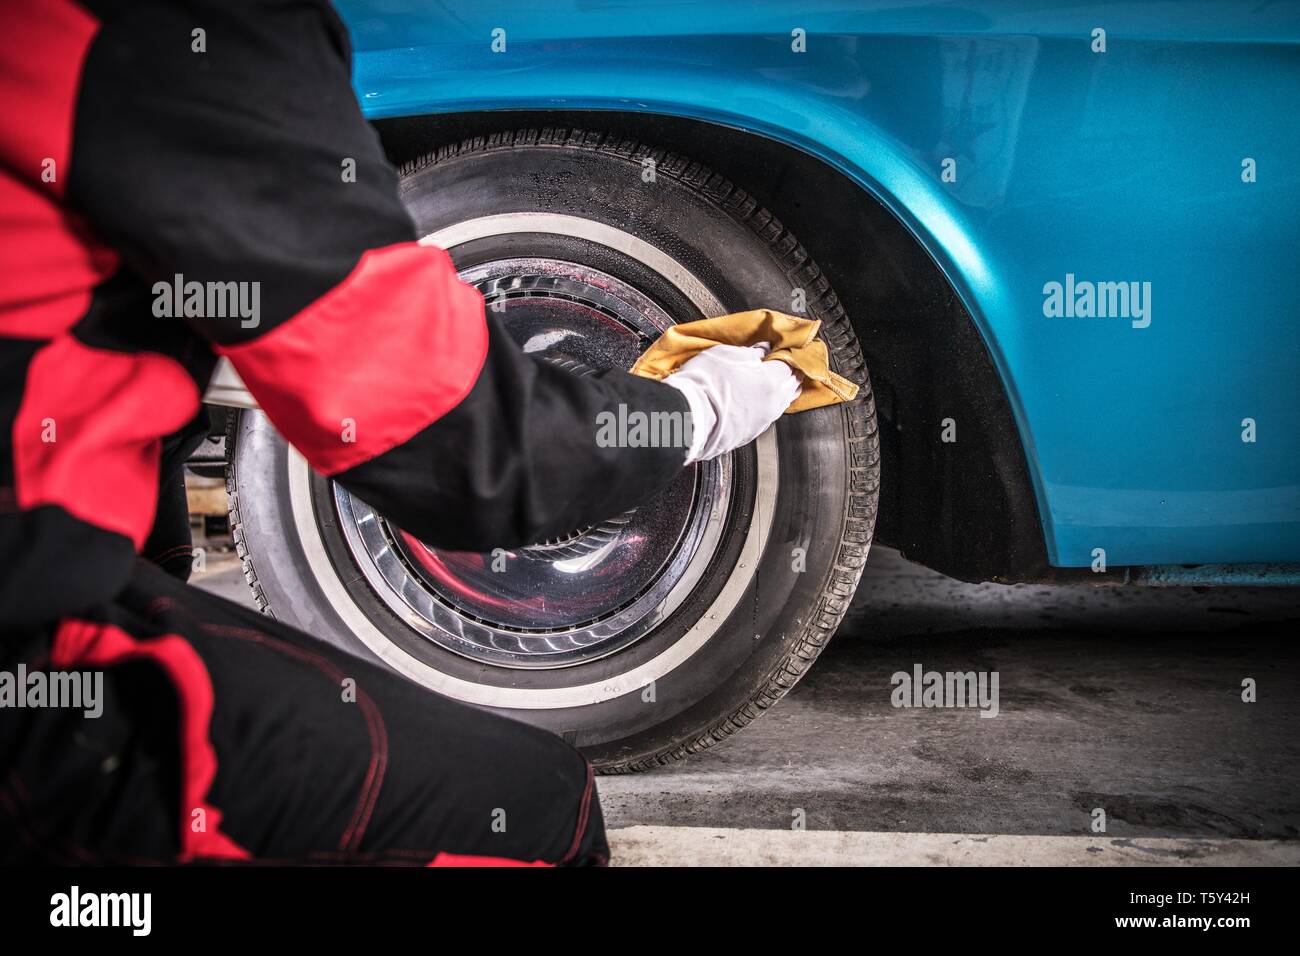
630, 309, 858, 413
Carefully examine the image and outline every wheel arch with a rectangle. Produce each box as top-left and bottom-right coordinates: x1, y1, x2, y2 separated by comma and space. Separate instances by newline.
374, 110, 1048, 583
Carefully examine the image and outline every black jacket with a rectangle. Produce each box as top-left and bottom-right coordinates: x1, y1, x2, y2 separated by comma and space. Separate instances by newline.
0, 0, 687, 628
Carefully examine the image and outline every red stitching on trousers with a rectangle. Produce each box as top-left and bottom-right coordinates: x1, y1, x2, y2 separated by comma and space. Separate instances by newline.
2, 772, 156, 865
201, 623, 389, 853
148, 544, 195, 563
559, 761, 596, 865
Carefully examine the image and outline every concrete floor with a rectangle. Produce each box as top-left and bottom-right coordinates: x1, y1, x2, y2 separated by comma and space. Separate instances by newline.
194, 543, 1300, 862
597, 549, 1300, 842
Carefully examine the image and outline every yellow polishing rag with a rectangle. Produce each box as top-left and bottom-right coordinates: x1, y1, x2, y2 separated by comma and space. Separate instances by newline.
630, 309, 858, 413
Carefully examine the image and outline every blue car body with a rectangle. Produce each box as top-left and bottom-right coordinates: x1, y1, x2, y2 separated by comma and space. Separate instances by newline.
335, 0, 1300, 570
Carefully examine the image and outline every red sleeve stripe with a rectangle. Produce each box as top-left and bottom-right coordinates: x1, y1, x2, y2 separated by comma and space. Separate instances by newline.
50, 619, 250, 862
0, 0, 97, 201
219, 241, 489, 476
0, 173, 119, 340
428, 853, 552, 867
0, 1, 119, 340
12, 336, 200, 548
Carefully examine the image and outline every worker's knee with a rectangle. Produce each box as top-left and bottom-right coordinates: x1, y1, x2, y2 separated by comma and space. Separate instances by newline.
455, 719, 605, 863
363, 689, 608, 864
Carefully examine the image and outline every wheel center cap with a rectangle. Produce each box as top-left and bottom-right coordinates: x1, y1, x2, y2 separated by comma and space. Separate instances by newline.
333, 257, 731, 669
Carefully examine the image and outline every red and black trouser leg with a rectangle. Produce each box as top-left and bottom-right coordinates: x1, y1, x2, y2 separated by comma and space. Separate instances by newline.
0, 561, 608, 866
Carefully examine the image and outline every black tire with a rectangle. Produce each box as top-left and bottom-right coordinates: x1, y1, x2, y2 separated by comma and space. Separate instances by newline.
226, 128, 879, 771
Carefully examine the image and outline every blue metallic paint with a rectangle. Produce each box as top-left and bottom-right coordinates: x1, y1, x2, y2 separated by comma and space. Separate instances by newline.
336, 1, 1300, 568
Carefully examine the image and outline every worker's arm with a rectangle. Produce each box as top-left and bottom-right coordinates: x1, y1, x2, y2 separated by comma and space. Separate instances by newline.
313, 311, 695, 550
66, 0, 693, 549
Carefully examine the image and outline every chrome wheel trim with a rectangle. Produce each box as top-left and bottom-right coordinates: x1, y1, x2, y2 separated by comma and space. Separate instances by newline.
333, 259, 732, 669
288, 212, 779, 708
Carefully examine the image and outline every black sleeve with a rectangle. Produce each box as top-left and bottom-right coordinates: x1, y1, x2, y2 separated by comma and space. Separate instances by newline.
67, 0, 688, 550
335, 317, 689, 551
70, 0, 416, 341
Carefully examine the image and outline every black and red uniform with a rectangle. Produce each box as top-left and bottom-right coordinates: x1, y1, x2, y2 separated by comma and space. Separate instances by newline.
0, 0, 688, 864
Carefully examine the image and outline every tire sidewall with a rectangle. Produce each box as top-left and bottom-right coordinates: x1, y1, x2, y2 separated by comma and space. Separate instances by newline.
230, 138, 869, 767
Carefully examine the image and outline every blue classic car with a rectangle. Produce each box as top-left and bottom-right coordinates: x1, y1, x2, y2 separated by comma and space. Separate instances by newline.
212, 1, 1300, 769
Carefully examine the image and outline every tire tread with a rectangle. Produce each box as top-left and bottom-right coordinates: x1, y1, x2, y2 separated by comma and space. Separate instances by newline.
241, 128, 880, 771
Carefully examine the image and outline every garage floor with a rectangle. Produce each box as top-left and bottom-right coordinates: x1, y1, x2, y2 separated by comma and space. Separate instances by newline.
194, 544, 1300, 865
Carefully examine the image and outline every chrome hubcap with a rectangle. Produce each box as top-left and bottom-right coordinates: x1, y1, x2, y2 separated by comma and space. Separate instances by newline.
335, 257, 730, 669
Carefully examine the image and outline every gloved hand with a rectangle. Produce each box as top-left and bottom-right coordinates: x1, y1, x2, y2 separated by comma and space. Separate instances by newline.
662, 342, 802, 463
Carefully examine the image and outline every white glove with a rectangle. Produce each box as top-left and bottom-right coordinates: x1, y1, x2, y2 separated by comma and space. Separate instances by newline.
662, 343, 801, 463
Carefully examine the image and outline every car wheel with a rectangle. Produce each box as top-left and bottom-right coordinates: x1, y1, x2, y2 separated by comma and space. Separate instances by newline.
225, 128, 879, 771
